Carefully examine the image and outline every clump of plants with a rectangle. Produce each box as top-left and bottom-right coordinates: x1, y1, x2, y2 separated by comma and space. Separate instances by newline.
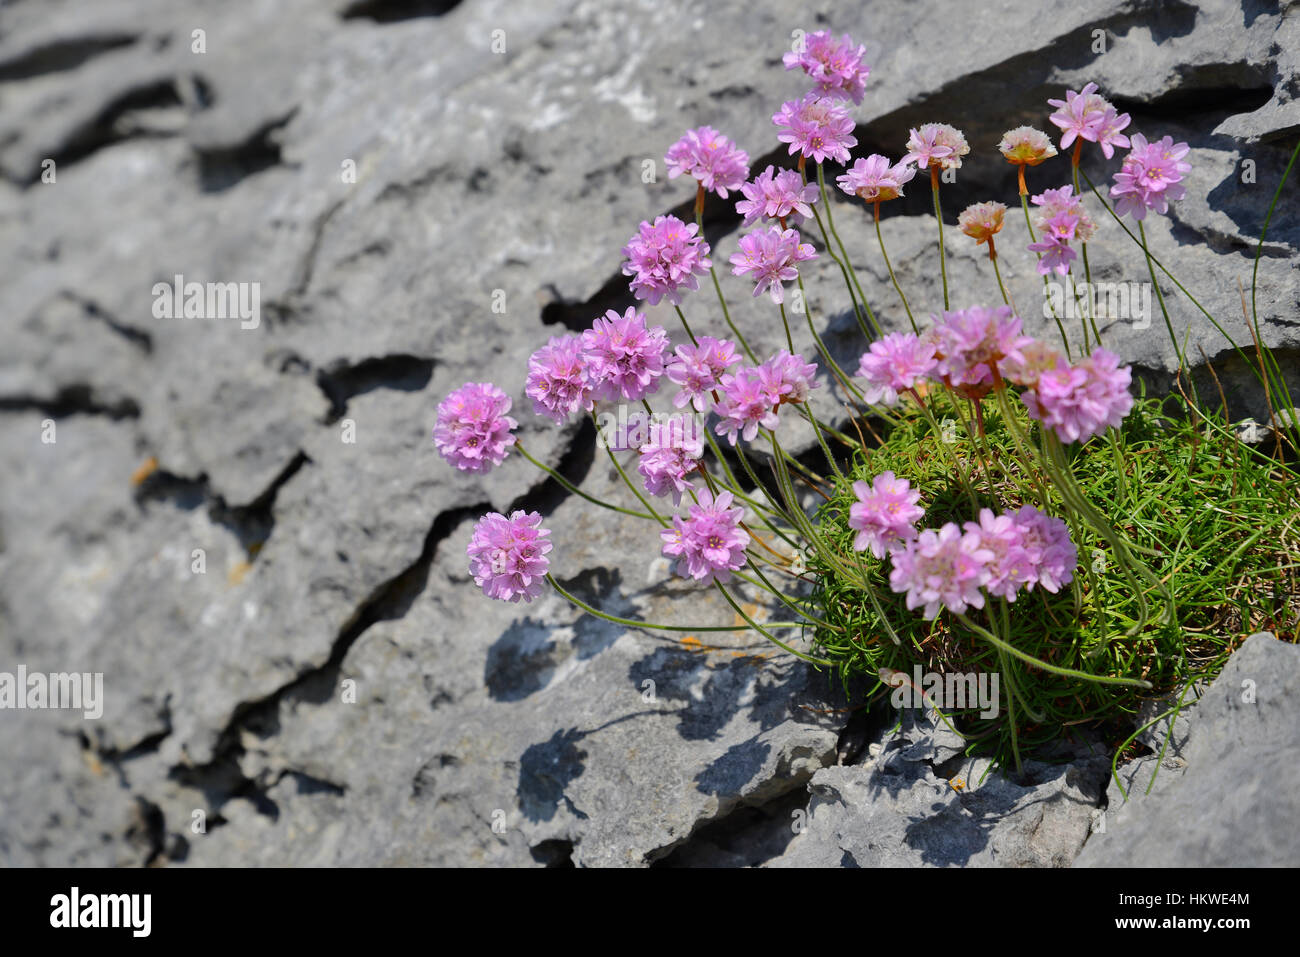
433, 30, 1300, 777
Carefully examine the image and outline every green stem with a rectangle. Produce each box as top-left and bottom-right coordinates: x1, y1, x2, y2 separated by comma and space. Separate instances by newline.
517, 442, 653, 521
546, 573, 805, 633
818, 164, 882, 337
874, 205, 917, 333
931, 169, 949, 311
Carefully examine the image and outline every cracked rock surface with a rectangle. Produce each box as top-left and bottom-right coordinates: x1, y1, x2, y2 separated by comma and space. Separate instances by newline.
1, 0, 1297, 867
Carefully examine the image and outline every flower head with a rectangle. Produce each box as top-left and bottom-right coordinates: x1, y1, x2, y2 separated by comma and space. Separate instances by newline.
580, 308, 669, 402
856, 332, 938, 406
665, 336, 742, 412
735, 165, 820, 227
888, 522, 993, 619
1109, 133, 1191, 220
1020, 347, 1133, 444
1027, 185, 1097, 275
665, 126, 751, 198
958, 201, 1006, 246
849, 471, 925, 558
782, 30, 870, 104
526, 335, 594, 423
661, 488, 750, 585
773, 93, 858, 165
964, 509, 1033, 601
1009, 505, 1077, 593
933, 305, 1033, 391
621, 215, 712, 306
1047, 83, 1130, 155
467, 510, 552, 603
729, 225, 818, 304
903, 123, 968, 171
713, 367, 781, 445
837, 154, 916, 204
434, 382, 517, 473
998, 126, 1058, 166
638, 415, 705, 505
1001, 339, 1067, 388
758, 350, 820, 406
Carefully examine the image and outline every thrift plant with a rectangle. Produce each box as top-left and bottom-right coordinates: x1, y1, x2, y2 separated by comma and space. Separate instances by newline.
434, 29, 1300, 777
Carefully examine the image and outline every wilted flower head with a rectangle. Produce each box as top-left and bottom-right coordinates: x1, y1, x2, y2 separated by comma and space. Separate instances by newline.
773, 93, 858, 165
713, 367, 781, 445
1020, 347, 1134, 444
758, 350, 820, 406
837, 154, 916, 204
782, 30, 870, 104
665, 126, 751, 198
665, 336, 742, 412
933, 305, 1033, 390
638, 416, 705, 505
526, 335, 594, 423
729, 225, 818, 304
660, 488, 750, 585
888, 522, 994, 619
849, 471, 925, 559
735, 165, 820, 227
434, 382, 518, 473
581, 308, 669, 402
856, 332, 938, 406
998, 126, 1058, 166
621, 215, 712, 306
1109, 133, 1191, 220
467, 510, 552, 603
958, 201, 1007, 246
903, 123, 968, 171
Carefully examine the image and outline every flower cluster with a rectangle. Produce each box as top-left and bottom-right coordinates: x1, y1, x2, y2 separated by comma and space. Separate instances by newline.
934, 305, 1033, 393
1110, 133, 1191, 220
660, 488, 750, 584
665, 336, 742, 412
1028, 185, 1098, 276
581, 307, 669, 402
773, 93, 858, 165
782, 30, 870, 104
638, 416, 705, 505
713, 350, 819, 444
526, 335, 593, 423
1021, 347, 1134, 444
434, 382, 518, 473
1047, 82, 1131, 158
837, 154, 916, 204
729, 225, 818, 303
903, 123, 969, 171
849, 471, 925, 558
467, 510, 552, 603
958, 201, 1006, 247
665, 126, 751, 198
856, 331, 938, 406
735, 165, 820, 227
621, 215, 712, 306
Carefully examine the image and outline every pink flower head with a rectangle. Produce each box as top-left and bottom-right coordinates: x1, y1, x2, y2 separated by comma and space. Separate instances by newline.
782, 30, 870, 104
958, 201, 1006, 246
888, 522, 994, 619
666, 336, 742, 412
998, 126, 1058, 167
735, 165, 820, 227
580, 307, 669, 402
837, 154, 916, 204
1001, 340, 1067, 388
1028, 222, 1078, 276
467, 510, 552, 603
526, 335, 594, 423
1009, 505, 1077, 594
758, 349, 820, 406
1031, 185, 1098, 241
903, 123, 968, 171
1109, 133, 1191, 220
1047, 83, 1130, 154
434, 382, 517, 473
849, 471, 925, 559
933, 305, 1033, 390
621, 215, 712, 306
1021, 347, 1133, 444
856, 332, 938, 406
964, 509, 1033, 601
713, 367, 781, 445
665, 126, 751, 198
729, 225, 818, 304
660, 488, 750, 585
773, 93, 858, 165
638, 415, 705, 505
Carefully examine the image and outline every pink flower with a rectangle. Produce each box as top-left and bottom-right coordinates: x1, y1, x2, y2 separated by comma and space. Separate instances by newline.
837, 154, 916, 203
735, 165, 820, 227
621, 215, 712, 306
1001, 340, 1067, 388
849, 471, 925, 558
638, 415, 705, 505
773, 93, 858, 165
964, 509, 1033, 601
1109, 133, 1191, 220
782, 30, 870, 104
1009, 506, 1077, 594
713, 367, 781, 445
856, 332, 938, 406
665, 126, 750, 198
1020, 347, 1133, 444
665, 336, 742, 412
660, 488, 750, 584
933, 305, 1033, 390
434, 382, 517, 474
580, 308, 669, 402
526, 335, 594, 423
1028, 223, 1078, 276
1031, 185, 1098, 241
758, 350, 820, 405
467, 510, 552, 603
729, 225, 818, 304
1047, 83, 1130, 155
1094, 108, 1132, 159
903, 123, 968, 171
888, 522, 994, 619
